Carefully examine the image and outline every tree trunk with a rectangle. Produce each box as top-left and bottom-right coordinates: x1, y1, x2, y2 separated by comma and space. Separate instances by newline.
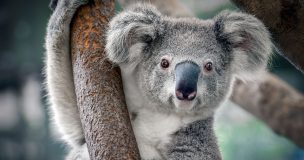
231, 0, 304, 73
70, 0, 140, 159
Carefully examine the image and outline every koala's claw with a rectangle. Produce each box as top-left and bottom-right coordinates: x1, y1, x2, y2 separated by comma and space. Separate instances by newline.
49, 0, 58, 11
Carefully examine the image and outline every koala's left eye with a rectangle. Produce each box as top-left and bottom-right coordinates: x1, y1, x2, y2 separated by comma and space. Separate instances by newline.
160, 59, 170, 69
204, 62, 213, 72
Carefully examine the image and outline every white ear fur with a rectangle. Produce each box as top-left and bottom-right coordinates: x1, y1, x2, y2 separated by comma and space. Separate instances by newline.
106, 4, 163, 65
214, 10, 272, 79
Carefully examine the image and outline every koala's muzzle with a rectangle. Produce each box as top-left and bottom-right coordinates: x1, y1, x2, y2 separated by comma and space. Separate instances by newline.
175, 62, 200, 101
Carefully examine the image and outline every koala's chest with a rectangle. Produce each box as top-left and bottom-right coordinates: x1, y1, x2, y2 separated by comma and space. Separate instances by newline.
130, 109, 203, 159
131, 109, 183, 159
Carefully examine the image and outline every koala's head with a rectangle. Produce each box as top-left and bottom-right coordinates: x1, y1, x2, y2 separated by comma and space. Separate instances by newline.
106, 4, 272, 116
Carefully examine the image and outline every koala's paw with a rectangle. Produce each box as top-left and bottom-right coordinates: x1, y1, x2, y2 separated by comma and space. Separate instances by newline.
49, 0, 58, 11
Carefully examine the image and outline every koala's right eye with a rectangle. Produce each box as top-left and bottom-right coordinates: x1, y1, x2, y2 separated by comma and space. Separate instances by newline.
160, 59, 170, 69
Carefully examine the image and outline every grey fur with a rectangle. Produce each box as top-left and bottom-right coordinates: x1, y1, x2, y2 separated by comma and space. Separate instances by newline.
45, 1, 272, 160
167, 118, 221, 160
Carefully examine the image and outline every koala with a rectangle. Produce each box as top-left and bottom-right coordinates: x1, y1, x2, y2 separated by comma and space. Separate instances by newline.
45, 0, 272, 160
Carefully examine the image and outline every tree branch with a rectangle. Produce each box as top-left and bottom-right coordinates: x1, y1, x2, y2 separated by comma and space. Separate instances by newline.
231, 74, 304, 148
70, 0, 140, 159
231, 0, 304, 73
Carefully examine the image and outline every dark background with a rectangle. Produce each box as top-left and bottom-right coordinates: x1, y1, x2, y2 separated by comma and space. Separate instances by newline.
0, 0, 303, 159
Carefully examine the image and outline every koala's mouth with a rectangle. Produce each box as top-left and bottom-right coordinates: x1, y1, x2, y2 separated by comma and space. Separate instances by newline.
173, 96, 201, 111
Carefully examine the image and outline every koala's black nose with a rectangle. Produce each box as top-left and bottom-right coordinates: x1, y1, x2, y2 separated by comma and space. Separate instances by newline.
175, 61, 200, 101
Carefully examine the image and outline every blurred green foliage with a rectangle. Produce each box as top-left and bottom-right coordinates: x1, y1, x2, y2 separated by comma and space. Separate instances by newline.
216, 116, 302, 160
197, 2, 237, 19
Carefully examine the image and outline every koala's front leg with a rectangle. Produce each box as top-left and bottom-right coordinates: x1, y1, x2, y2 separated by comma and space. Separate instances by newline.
166, 117, 221, 160
45, 0, 88, 152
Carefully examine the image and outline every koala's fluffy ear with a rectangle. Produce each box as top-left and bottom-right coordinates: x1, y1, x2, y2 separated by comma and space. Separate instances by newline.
106, 4, 163, 65
213, 11, 272, 78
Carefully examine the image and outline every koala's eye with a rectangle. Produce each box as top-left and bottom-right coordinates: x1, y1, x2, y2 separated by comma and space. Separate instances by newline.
160, 59, 170, 69
204, 62, 213, 72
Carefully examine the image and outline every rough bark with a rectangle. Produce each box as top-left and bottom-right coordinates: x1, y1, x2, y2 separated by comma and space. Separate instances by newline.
231, 74, 304, 148
231, 0, 304, 73
70, 0, 140, 159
